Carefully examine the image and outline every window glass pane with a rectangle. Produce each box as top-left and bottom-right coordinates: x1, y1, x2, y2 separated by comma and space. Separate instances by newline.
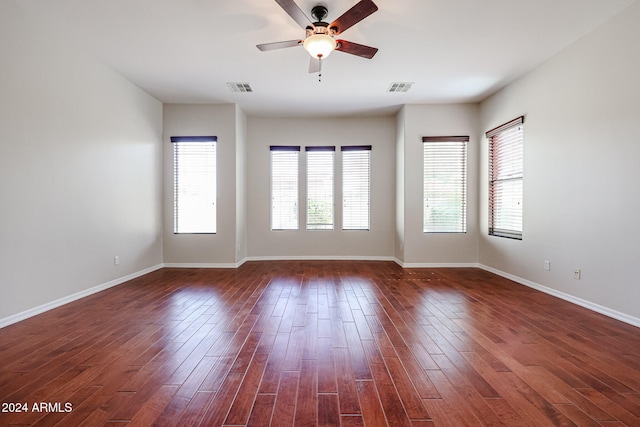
423, 141, 467, 233
174, 141, 216, 234
343, 149, 370, 230
491, 179, 522, 233
271, 150, 299, 230
307, 150, 334, 230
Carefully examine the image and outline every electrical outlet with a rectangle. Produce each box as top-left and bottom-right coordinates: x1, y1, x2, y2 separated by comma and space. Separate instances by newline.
544, 260, 551, 271
573, 268, 581, 280
114, 256, 120, 266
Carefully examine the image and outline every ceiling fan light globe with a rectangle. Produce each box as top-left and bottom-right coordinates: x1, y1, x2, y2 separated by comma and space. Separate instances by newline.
303, 34, 337, 59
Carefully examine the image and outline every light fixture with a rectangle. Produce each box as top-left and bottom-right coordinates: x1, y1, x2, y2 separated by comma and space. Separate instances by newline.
303, 34, 337, 59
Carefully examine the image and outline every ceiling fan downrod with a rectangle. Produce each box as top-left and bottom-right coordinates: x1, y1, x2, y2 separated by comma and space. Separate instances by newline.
310, 5, 329, 22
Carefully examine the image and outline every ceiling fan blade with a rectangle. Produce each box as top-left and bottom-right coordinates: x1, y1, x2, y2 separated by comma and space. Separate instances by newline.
308, 58, 320, 74
330, 0, 378, 34
275, 0, 313, 29
336, 40, 378, 59
257, 39, 303, 51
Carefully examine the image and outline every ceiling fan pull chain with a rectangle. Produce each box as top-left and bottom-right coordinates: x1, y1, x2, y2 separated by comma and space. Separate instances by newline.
318, 57, 323, 82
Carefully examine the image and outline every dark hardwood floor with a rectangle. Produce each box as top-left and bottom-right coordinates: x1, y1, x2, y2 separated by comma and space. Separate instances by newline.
1, 261, 639, 426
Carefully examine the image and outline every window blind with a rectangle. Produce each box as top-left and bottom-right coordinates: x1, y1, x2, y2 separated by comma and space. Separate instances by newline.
270, 146, 300, 230
487, 116, 524, 239
306, 146, 335, 230
342, 146, 371, 230
171, 136, 217, 234
423, 136, 468, 233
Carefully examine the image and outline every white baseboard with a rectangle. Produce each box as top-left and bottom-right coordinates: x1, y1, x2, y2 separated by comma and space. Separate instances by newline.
396, 259, 480, 268
0, 264, 164, 329
244, 255, 396, 263
163, 261, 246, 268
479, 264, 640, 328
166, 256, 400, 269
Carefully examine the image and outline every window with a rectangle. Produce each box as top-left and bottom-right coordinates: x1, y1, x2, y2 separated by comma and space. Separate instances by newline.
306, 146, 335, 230
423, 136, 468, 233
487, 116, 524, 239
171, 136, 217, 234
270, 146, 300, 230
342, 146, 371, 230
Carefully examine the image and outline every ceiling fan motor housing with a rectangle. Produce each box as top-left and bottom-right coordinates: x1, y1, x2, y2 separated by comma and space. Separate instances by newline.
306, 22, 335, 38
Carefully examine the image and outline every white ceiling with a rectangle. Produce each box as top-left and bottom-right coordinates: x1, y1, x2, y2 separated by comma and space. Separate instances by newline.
18, 0, 636, 117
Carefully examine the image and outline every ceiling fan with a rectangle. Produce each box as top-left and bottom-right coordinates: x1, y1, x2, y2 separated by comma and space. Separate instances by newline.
257, 0, 379, 76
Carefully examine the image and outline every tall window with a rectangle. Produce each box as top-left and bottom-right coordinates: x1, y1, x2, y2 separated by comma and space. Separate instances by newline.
342, 146, 371, 230
487, 116, 524, 239
171, 136, 217, 234
306, 146, 335, 230
423, 136, 468, 233
270, 146, 300, 230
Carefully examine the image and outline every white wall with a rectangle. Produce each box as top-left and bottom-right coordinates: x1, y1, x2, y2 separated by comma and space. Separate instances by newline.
163, 104, 243, 265
400, 104, 480, 266
246, 116, 396, 259
0, 2, 163, 322
479, 1, 640, 322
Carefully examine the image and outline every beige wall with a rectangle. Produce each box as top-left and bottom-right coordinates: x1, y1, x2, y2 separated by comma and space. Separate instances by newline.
0, 2, 163, 322
162, 104, 243, 265
235, 106, 248, 263
399, 104, 480, 266
394, 107, 406, 262
478, 1, 640, 322
246, 116, 396, 259
165, 109, 479, 265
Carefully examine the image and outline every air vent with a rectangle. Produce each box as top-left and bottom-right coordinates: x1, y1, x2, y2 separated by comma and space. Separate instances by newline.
387, 82, 413, 93
227, 82, 253, 93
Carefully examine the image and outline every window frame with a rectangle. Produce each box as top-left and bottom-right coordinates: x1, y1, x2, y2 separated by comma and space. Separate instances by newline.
171, 136, 217, 234
305, 146, 335, 231
270, 145, 301, 231
486, 116, 524, 240
341, 145, 371, 231
422, 136, 468, 234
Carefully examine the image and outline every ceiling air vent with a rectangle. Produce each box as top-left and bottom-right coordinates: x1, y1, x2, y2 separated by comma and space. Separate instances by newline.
387, 82, 413, 93
227, 82, 253, 93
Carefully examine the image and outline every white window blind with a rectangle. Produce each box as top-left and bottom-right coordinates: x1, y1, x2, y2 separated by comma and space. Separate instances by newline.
306, 146, 335, 230
342, 146, 371, 230
270, 146, 300, 230
171, 136, 217, 234
423, 136, 468, 233
487, 116, 524, 239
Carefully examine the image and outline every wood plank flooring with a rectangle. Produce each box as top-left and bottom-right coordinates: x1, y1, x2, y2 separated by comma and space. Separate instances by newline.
1, 261, 639, 426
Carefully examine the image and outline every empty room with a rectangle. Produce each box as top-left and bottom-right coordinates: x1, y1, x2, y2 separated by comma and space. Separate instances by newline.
1, 0, 639, 426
